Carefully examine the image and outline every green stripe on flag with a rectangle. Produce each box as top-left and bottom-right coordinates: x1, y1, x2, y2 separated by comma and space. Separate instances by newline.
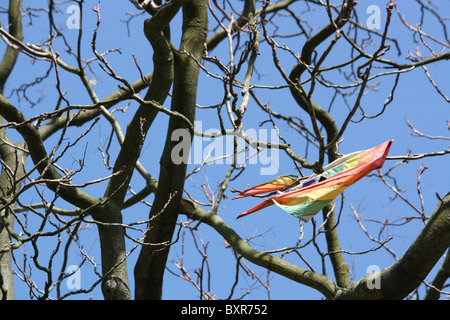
273, 199, 331, 221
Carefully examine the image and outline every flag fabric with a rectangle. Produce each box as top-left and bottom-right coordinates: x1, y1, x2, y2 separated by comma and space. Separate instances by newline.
232, 175, 301, 199
235, 140, 393, 222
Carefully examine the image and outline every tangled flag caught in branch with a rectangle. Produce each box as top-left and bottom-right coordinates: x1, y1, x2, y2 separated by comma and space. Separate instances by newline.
234, 140, 393, 222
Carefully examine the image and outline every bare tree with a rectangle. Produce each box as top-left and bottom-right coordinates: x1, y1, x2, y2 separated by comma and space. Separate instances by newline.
0, 0, 449, 300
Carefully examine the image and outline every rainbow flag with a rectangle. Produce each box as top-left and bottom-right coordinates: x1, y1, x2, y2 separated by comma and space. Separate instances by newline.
235, 140, 393, 222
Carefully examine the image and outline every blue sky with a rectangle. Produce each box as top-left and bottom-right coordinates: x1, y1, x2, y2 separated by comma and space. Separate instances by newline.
2, 0, 449, 300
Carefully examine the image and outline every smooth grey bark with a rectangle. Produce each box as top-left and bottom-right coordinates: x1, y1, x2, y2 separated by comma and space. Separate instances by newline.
424, 248, 450, 300
180, 199, 339, 300
335, 192, 450, 299
134, 0, 208, 300
0, 0, 23, 94
95, 1, 182, 300
0, 142, 26, 300
0, 0, 24, 300
180, 191, 450, 300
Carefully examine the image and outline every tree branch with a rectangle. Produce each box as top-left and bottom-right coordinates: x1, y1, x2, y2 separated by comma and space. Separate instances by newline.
0, 95, 99, 210
335, 192, 450, 299
180, 198, 339, 300
134, 0, 208, 300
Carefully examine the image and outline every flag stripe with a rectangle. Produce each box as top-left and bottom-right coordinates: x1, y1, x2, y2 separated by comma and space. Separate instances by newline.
232, 175, 300, 199
274, 200, 331, 222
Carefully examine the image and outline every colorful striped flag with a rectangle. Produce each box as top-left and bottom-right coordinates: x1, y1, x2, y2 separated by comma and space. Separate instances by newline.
235, 140, 393, 222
